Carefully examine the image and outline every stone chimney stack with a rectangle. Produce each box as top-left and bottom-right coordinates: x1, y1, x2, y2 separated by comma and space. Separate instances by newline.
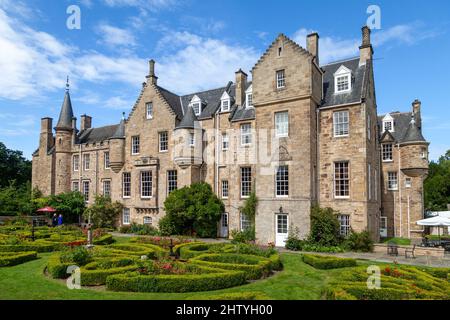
307, 33, 319, 65
359, 26, 373, 66
40, 117, 54, 152
80, 114, 92, 131
147, 59, 158, 85
235, 69, 248, 107
412, 99, 422, 130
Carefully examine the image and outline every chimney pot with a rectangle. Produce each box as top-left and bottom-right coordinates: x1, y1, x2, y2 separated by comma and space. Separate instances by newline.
359, 26, 374, 66
147, 59, 158, 85
80, 114, 92, 131
235, 69, 248, 107
412, 99, 422, 129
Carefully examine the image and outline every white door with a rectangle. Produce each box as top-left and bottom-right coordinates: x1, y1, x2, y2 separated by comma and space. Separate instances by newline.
219, 213, 229, 238
380, 217, 387, 238
275, 214, 289, 247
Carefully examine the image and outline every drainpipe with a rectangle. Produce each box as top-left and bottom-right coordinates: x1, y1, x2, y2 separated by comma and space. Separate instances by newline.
398, 144, 402, 238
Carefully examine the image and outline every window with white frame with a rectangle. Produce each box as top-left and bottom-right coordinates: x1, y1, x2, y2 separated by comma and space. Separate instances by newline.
222, 133, 229, 150
334, 66, 352, 94
131, 136, 140, 155
334, 161, 350, 198
104, 152, 110, 169
159, 131, 168, 152
146, 102, 153, 119
82, 181, 90, 202
140, 171, 152, 198
405, 177, 412, 188
221, 180, 229, 199
240, 213, 251, 231
73, 155, 79, 171
275, 111, 289, 137
83, 154, 91, 171
338, 215, 350, 236
382, 114, 394, 132
240, 123, 252, 145
421, 147, 428, 160
122, 172, 131, 198
388, 172, 398, 190
276, 165, 289, 197
247, 93, 253, 107
241, 167, 252, 197
276, 70, 285, 89
382, 144, 393, 161
122, 208, 130, 225
143, 216, 152, 225
72, 181, 79, 192
167, 170, 177, 194
103, 180, 111, 197
333, 111, 349, 137
189, 133, 195, 147
220, 92, 231, 112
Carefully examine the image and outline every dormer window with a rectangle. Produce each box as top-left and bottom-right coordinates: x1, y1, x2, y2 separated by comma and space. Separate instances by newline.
245, 84, 253, 108
382, 114, 394, 132
189, 95, 202, 116
220, 92, 231, 112
334, 65, 352, 94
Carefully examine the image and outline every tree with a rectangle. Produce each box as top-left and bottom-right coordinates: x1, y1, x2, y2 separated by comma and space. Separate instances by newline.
0, 181, 38, 216
161, 182, 224, 237
424, 149, 450, 211
47, 192, 86, 223
0, 142, 31, 188
83, 195, 123, 228
309, 206, 342, 246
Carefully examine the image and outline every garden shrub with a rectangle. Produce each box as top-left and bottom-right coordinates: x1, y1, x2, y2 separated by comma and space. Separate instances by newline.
106, 267, 247, 293
326, 264, 450, 300
47, 254, 73, 279
230, 227, 255, 244
0, 251, 37, 267
93, 234, 114, 245
0, 241, 61, 253
190, 253, 273, 280
382, 237, 411, 246
80, 265, 138, 286
343, 231, 374, 252
309, 206, 342, 247
302, 254, 357, 270
60, 246, 92, 266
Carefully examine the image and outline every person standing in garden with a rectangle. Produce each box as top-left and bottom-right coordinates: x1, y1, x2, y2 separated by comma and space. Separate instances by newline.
57, 214, 63, 226
52, 214, 58, 227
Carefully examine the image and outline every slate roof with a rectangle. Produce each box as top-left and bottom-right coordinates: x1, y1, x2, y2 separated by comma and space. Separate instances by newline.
157, 86, 183, 119
321, 57, 367, 108
176, 104, 198, 129
78, 124, 120, 144
56, 91, 74, 129
377, 112, 427, 144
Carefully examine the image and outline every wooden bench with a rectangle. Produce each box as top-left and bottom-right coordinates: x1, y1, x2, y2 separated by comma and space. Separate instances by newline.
387, 242, 399, 256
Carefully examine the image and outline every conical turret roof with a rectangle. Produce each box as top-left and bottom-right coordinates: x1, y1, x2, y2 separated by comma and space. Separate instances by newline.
402, 116, 426, 143
111, 113, 126, 139
176, 105, 198, 129
56, 90, 74, 129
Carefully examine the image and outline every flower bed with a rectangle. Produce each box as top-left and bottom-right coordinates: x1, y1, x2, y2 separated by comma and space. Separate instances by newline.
302, 254, 357, 270
131, 236, 191, 248
0, 251, 38, 267
326, 264, 450, 300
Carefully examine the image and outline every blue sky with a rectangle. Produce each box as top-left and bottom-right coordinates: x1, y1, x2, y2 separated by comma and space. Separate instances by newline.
0, 0, 449, 160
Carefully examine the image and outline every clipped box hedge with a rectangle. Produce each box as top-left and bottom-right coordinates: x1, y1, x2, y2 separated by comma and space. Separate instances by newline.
0, 251, 38, 267
175, 242, 213, 259
106, 267, 247, 293
47, 253, 73, 279
106, 244, 163, 259
93, 234, 115, 245
80, 265, 138, 286
190, 253, 273, 280
0, 241, 62, 253
302, 254, 357, 270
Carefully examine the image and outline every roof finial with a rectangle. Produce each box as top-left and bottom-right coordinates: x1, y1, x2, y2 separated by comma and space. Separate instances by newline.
66, 76, 70, 92
122, 112, 126, 121
410, 113, 416, 125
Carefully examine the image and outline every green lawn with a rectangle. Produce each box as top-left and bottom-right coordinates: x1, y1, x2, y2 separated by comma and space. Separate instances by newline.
0, 252, 336, 300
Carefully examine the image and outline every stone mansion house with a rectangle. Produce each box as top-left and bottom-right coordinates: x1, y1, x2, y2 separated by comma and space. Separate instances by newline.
32, 27, 429, 246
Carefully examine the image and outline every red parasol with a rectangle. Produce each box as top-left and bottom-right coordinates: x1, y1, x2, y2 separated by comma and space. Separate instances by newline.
36, 207, 57, 214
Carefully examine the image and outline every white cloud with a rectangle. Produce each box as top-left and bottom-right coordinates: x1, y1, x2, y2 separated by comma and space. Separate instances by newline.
102, 0, 177, 11
155, 31, 259, 94
293, 23, 439, 64
0, 113, 36, 136
96, 23, 137, 47
76, 92, 134, 110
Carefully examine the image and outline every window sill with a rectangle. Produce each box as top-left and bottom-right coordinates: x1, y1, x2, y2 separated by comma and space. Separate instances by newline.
382, 160, 393, 163
141, 197, 153, 200
122, 196, 131, 199
276, 195, 289, 198
388, 188, 398, 191
333, 135, 349, 139
159, 150, 169, 153
334, 196, 350, 200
